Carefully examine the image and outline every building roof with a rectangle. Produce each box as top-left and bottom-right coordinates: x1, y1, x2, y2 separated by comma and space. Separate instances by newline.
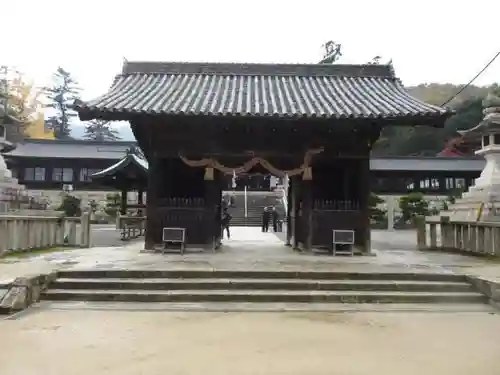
95, 156, 485, 173
4, 139, 485, 172
5, 139, 136, 159
92, 153, 148, 179
370, 156, 485, 172
75, 61, 452, 123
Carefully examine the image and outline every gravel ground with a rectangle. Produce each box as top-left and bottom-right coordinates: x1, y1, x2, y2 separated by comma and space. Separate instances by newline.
1, 309, 499, 375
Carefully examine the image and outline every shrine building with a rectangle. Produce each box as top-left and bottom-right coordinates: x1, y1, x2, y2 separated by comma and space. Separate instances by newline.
75, 61, 453, 253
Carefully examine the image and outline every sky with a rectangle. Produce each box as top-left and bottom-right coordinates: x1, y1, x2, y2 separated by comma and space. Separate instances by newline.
2, 0, 500, 134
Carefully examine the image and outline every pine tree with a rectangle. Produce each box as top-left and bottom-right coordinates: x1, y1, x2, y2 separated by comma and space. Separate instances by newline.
43, 67, 81, 139
83, 119, 122, 141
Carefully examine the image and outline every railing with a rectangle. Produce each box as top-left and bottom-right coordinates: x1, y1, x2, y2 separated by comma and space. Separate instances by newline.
117, 215, 146, 230
157, 197, 205, 207
0, 213, 91, 255
418, 217, 500, 257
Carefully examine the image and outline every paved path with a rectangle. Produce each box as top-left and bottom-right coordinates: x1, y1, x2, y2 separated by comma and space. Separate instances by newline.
1, 227, 500, 284
90, 224, 136, 248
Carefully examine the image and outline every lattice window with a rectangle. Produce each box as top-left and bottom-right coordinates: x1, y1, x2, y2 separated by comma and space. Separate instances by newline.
53, 168, 73, 182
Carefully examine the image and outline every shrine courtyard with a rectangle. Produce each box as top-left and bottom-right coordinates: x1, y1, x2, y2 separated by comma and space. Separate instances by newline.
1, 228, 500, 375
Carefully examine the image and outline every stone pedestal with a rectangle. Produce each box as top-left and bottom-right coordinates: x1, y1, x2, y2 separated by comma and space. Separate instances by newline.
0, 148, 24, 213
449, 153, 500, 221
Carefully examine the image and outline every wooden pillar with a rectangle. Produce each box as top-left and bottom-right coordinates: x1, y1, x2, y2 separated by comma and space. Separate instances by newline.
145, 155, 160, 250
292, 176, 300, 249
358, 157, 371, 254
204, 167, 217, 250
302, 167, 313, 251
137, 189, 144, 216
120, 189, 128, 215
285, 178, 292, 246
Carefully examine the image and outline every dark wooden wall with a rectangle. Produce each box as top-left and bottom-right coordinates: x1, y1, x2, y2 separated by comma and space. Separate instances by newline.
6, 157, 117, 190
6, 155, 480, 196
147, 157, 210, 248
372, 171, 477, 194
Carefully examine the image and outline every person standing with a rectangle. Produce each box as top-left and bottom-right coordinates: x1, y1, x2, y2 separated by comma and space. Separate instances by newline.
271, 206, 279, 232
221, 207, 232, 239
262, 206, 270, 232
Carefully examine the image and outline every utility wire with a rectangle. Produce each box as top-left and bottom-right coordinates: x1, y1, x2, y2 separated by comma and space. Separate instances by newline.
440, 51, 500, 107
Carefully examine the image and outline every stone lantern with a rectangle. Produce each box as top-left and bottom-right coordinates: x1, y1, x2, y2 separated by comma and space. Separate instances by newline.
448, 93, 500, 221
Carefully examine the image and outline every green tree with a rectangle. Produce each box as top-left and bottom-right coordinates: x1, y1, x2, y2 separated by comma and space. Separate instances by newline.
372, 94, 489, 156
57, 195, 81, 217
443, 98, 483, 139
399, 193, 429, 223
83, 120, 122, 141
43, 67, 81, 139
104, 193, 121, 217
369, 193, 386, 222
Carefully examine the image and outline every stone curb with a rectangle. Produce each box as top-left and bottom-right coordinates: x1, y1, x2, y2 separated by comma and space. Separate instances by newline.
0, 272, 57, 315
465, 275, 500, 310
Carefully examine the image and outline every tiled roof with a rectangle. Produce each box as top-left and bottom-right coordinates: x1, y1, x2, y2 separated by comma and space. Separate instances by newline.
370, 157, 484, 172
92, 153, 148, 178
5, 139, 136, 159
76, 61, 451, 121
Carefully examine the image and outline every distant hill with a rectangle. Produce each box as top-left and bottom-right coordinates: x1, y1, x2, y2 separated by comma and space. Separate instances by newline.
406, 83, 496, 108
373, 83, 499, 156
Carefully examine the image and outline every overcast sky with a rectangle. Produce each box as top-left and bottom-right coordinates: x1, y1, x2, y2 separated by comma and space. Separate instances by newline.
3, 0, 500, 102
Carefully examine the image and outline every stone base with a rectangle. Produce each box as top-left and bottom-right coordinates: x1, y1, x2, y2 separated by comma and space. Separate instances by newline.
0, 178, 25, 213
444, 197, 500, 222
0, 177, 21, 189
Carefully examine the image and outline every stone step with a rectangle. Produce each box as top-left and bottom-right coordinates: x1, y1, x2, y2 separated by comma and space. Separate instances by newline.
55, 270, 468, 282
38, 301, 498, 313
41, 289, 487, 304
51, 278, 475, 293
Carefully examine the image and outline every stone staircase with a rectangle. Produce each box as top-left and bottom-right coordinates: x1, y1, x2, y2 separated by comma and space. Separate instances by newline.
227, 192, 284, 227
41, 270, 489, 307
